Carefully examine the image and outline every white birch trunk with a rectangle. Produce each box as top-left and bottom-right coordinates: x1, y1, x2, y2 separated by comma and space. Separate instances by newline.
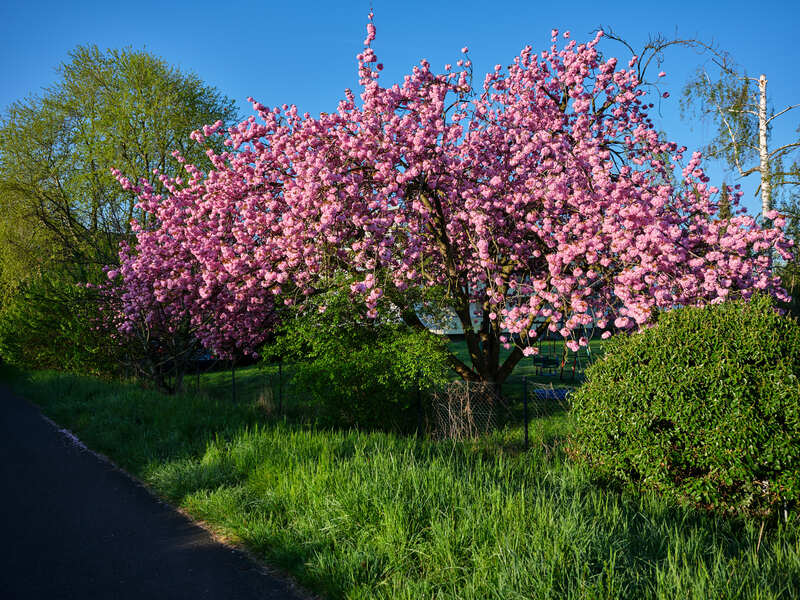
758, 74, 771, 217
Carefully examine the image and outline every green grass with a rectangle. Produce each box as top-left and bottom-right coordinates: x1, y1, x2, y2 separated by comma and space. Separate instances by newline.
183, 338, 603, 418
4, 366, 799, 599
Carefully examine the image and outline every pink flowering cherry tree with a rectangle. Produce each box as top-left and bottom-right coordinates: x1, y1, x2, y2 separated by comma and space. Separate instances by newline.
102, 164, 277, 391
109, 14, 791, 386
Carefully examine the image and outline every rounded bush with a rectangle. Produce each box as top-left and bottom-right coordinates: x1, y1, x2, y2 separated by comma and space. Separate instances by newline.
570, 295, 800, 517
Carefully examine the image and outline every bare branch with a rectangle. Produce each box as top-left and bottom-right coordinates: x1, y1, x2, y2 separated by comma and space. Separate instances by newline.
727, 107, 758, 116
601, 27, 730, 83
766, 103, 800, 124
768, 142, 800, 160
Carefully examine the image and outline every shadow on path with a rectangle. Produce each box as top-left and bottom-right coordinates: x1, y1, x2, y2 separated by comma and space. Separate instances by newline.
0, 386, 311, 600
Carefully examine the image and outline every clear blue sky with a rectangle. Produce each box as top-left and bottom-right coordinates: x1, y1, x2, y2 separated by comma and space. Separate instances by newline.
1, 0, 798, 216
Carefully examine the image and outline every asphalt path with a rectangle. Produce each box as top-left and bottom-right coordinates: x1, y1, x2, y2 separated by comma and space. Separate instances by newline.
0, 385, 310, 600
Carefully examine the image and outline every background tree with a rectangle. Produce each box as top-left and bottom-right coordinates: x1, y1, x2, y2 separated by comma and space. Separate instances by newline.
776, 193, 800, 317
682, 58, 799, 218
110, 18, 791, 388
718, 182, 732, 220
682, 56, 800, 315
0, 45, 238, 370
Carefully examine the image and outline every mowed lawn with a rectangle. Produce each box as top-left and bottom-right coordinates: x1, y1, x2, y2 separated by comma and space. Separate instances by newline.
4, 363, 799, 599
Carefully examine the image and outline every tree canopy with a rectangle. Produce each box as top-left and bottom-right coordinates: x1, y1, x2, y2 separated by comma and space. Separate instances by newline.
0, 45, 238, 294
107, 16, 791, 384
0, 45, 238, 372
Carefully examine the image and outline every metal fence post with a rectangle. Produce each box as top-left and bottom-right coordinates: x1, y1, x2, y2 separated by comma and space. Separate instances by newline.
416, 376, 423, 436
231, 360, 237, 403
278, 359, 283, 415
268, 363, 275, 403
523, 376, 529, 450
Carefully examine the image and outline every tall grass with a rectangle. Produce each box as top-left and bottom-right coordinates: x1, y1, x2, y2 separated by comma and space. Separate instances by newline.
5, 366, 799, 599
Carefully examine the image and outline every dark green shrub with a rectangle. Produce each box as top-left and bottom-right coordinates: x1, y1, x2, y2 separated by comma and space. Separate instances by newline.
289, 329, 450, 429
0, 272, 120, 375
570, 295, 800, 518
262, 291, 451, 430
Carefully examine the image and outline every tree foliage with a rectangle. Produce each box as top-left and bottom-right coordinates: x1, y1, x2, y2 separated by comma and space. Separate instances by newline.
263, 289, 451, 428
0, 272, 115, 373
682, 64, 759, 172
0, 45, 237, 372
108, 16, 790, 385
0, 45, 237, 293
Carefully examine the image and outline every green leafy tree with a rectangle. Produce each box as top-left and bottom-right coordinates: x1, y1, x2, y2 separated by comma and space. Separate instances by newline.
0, 45, 237, 370
777, 196, 800, 317
0, 272, 116, 374
0, 45, 237, 285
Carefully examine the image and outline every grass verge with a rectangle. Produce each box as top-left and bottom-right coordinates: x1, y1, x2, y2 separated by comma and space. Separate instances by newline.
4, 366, 799, 599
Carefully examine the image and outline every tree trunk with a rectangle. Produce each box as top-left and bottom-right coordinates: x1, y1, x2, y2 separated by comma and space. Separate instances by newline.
459, 310, 541, 387
758, 74, 771, 217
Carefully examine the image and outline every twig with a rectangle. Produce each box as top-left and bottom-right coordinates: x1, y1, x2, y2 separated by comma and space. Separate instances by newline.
756, 519, 766, 554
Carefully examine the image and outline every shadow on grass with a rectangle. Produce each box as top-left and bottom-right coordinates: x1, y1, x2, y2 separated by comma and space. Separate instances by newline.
152, 423, 799, 598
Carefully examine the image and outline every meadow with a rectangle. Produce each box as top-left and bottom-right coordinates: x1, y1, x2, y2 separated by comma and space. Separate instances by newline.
4, 357, 799, 599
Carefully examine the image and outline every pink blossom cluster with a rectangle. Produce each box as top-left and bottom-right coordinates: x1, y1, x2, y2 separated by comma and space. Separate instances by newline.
107, 15, 790, 361
105, 169, 276, 358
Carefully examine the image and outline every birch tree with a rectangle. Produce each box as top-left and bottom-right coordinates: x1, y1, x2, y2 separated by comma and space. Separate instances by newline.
682, 59, 800, 217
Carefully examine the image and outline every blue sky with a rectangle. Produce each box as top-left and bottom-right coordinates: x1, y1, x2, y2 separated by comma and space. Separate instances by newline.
1, 0, 798, 216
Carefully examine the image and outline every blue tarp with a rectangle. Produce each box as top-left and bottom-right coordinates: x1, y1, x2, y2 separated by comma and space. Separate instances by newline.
532, 388, 571, 401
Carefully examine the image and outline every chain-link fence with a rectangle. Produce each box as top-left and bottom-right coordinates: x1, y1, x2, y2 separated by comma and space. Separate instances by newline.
430, 381, 507, 439
528, 338, 595, 382
173, 356, 576, 449
428, 377, 573, 446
